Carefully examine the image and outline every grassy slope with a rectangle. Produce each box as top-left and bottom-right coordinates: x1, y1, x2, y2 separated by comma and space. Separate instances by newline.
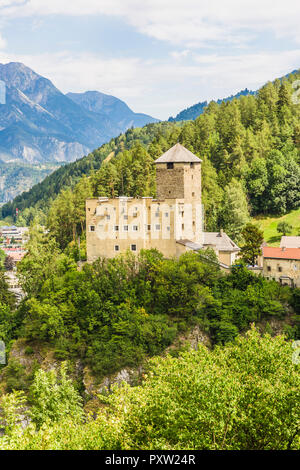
254, 208, 300, 246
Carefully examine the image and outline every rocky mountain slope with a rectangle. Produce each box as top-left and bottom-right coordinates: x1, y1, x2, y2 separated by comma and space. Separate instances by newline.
0, 62, 158, 202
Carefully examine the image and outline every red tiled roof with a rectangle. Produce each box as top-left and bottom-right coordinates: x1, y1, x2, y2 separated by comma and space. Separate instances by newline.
263, 246, 300, 260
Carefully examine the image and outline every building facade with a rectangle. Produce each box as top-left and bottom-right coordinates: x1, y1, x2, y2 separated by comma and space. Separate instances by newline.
262, 246, 300, 287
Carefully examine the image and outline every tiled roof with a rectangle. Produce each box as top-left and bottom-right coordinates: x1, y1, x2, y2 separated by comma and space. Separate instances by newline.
203, 231, 240, 252
176, 239, 203, 250
280, 236, 300, 249
263, 246, 300, 260
154, 143, 202, 163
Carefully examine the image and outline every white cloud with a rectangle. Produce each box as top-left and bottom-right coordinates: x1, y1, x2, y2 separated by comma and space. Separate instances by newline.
0, 47, 299, 119
170, 50, 190, 60
1, 0, 300, 47
0, 33, 6, 49
0, 1, 299, 118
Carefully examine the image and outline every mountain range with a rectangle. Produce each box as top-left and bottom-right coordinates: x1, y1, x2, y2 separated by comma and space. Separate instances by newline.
0, 62, 158, 164
0, 62, 158, 202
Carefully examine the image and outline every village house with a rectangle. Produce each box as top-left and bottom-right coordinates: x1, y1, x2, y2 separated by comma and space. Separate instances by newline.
0, 225, 28, 266
86, 143, 239, 266
262, 245, 300, 288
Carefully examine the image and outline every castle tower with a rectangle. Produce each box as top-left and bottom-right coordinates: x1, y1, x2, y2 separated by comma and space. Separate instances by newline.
154, 143, 203, 245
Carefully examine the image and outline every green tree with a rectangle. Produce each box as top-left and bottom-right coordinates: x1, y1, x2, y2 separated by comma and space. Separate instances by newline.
219, 179, 250, 241
240, 223, 264, 266
17, 225, 76, 297
113, 327, 300, 450
0, 249, 7, 270
29, 363, 84, 429
277, 221, 293, 236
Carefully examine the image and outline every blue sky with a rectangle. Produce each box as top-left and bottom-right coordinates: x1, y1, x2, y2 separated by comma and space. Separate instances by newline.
0, 1, 299, 119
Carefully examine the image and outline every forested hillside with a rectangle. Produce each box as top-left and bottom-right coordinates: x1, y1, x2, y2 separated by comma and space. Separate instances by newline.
0, 327, 299, 450
168, 88, 256, 122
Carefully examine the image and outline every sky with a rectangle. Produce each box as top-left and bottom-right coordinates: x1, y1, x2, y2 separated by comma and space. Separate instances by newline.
0, 0, 299, 119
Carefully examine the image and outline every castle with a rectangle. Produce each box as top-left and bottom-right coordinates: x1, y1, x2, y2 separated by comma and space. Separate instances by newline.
86, 143, 240, 266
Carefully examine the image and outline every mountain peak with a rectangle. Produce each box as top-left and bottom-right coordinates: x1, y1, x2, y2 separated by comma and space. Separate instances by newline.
0, 61, 41, 86
66, 90, 131, 115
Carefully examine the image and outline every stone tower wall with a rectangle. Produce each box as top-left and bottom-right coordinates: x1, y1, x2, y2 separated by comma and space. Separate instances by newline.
155, 164, 185, 199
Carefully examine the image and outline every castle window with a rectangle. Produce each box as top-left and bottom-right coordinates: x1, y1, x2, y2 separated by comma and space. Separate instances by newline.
192, 192, 195, 197
131, 244, 137, 251
114, 226, 119, 231
165, 213, 169, 217
155, 224, 161, 231
267, 266, 271, 272
124, 215, 128, 220
147, 225, 151, 231
182, 224, 184, 230
132, 225, 138, 231
190, 163, 194, 168
167, 226, 170, 231
123, 225, 128, 231
278, 266, 282, 272
106, 215, 110, 220
89, 226, 95, 232
167, 163, 174, 169
114, 245, 120, 252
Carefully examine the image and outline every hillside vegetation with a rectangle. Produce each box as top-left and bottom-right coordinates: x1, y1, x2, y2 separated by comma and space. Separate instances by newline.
0, 328, 299, 450
168, 88, 256, 122
255, 208, 300, 246
0, 235, 299, 387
